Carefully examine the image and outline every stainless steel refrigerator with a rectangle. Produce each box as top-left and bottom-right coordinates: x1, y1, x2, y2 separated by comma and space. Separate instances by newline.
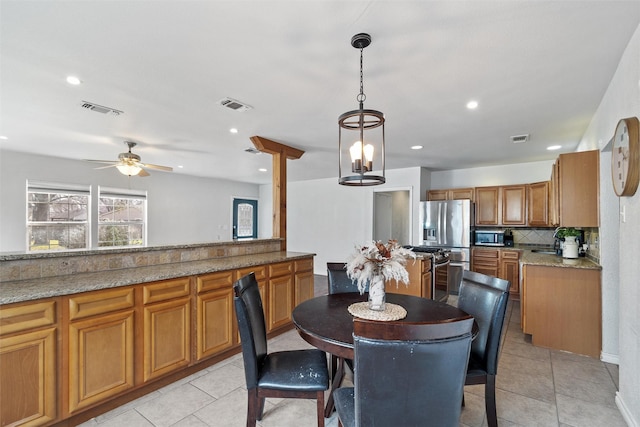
419, 200, 474, 296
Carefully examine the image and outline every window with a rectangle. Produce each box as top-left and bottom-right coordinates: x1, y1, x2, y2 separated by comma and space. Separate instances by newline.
232, 198, 258, 239
98, 187, 147, 247
27, 181, 90, 251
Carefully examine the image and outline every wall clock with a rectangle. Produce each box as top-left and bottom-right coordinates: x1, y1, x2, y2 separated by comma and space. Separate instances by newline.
611, 117, 640, 197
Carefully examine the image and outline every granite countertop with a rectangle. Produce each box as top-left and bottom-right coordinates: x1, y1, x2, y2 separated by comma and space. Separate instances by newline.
0, 251, 314, 305
519, 249, 601, 270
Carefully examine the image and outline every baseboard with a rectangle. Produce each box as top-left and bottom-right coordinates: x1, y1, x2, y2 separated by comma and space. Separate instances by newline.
616, 392, 638, 427
601, 351, 620, 364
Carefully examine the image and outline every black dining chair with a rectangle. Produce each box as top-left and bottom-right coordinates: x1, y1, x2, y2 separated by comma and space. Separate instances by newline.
333, 316, 474, 427
327, 262, 368, 294
458, 270, 510, 427
233, 273, 330, 427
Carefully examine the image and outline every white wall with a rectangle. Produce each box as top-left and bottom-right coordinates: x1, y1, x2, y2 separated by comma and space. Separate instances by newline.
578, 23, 640, 426
0, 150, 260, 252
430, 160, 555, 189
278, 168, 425, 275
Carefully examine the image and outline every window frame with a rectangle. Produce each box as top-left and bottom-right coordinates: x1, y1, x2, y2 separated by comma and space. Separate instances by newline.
26, 180, 91, 252
98, 186, 148, 248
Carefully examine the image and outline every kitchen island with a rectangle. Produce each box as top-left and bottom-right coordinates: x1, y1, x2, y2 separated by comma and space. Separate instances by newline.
519, 248, 601, 358
0, 239, 315, 427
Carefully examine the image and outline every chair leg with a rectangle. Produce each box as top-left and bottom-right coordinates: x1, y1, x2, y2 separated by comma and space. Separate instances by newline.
246, 389, 258, 427
257, 396, 266, 421
316, 390, 325, 427
485, 375, 497, 427
324, 356, 346, 417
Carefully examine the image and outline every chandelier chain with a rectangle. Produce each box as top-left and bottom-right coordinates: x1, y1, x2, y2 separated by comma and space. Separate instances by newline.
357, 48, 366, 104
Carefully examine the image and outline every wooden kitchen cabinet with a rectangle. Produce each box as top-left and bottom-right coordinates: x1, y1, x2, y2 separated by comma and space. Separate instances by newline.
294, 258, 315, 306
142, 278, 191, 382
268, 262, 294, 332
521, 265, 601, 357
471, 247, 500, 277
427, 187, 475, 201
500, 250, 520, 298
558, 150, 599, 227
550, 160, 560, 226
66, 288, 135, 413
387, 257, 428, 297
502, 185, 526, 225
475, 186, 500, 225
196, 271, 235, 360
0, 300, 58, 426
528, 181, 551, 226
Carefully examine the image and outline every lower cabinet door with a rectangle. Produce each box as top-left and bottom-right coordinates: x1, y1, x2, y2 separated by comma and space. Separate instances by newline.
294, 270, 315, 306
0, 327, 57, 426
196, 289, 234, 360
68, 310, 135, 413
268, 275, 293, 332
144, 297, 191, 381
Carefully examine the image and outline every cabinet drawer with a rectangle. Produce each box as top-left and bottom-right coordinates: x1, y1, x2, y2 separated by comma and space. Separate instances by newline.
473, 249, 500, 259
501, 251, 520, 260
143, 278, 191, 304
473, 258, 500, 267
269, 262, 293, 278
68, 288, 134, 321
0, 300, 56, 336
294, 258, 313, 272
197, 270, 234, 293
236, 265, 267, 281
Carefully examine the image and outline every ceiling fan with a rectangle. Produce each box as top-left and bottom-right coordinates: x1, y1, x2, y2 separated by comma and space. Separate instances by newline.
84, 141, 173, 177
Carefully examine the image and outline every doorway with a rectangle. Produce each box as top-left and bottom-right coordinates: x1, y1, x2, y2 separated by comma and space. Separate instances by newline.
373, 189, 411, 245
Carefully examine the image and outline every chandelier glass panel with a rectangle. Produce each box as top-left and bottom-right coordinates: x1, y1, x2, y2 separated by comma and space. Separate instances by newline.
338, 33, 386, 186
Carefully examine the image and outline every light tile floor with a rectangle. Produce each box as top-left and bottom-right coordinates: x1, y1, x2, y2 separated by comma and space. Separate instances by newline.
79, 276, 623, 427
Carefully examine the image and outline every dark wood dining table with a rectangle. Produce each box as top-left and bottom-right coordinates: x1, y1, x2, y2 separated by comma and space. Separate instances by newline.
291, 292, 476, 417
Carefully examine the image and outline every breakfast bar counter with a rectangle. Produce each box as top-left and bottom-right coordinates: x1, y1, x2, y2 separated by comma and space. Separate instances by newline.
0, 250, 312, 305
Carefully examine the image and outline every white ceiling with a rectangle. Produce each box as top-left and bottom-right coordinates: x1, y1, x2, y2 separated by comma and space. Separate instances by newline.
1, 1, 639, 185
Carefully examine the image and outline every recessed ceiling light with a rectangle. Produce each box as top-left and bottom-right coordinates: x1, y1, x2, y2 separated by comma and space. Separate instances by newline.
547, 145, 562, 151
230, 128, 238, 134
259, 168, 268, 172
466, 100, 478, 110
0, 136, 7, 140
66, 75, 82, 85
177, 165, 184, 168
411, 145, 423, 150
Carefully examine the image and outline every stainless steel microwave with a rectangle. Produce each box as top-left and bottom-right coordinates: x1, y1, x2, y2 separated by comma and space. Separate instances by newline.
474, 229, 505, 246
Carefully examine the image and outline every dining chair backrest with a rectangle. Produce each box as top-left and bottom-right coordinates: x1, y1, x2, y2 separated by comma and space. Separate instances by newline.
233, 272, 268, 389
457, 270, 510, 375
351, 317, 473, 426
327, 262, 362, 294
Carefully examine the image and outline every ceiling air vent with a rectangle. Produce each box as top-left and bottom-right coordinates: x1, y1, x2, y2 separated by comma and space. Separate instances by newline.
244, 147, 261, 154
510, 134, 529, 144
219, 97, 252, 112
80, 101, 123, 116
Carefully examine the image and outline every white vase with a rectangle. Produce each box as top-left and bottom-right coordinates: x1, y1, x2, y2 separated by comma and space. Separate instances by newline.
563, 236, 579, 259
368, 275, 386, 311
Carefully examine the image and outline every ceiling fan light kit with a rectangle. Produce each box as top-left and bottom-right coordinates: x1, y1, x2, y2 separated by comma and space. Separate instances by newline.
84, 141, 173, 177
338, 33, 386, 186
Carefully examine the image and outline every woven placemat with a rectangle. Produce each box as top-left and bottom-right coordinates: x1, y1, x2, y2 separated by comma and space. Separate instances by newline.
347, 302, 407, 321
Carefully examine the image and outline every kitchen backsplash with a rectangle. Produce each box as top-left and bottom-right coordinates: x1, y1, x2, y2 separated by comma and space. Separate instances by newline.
510, 227, 600, 262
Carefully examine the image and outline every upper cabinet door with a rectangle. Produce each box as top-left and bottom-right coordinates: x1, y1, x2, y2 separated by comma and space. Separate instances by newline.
475, 186, 500, 225
528, 181, 550, 226
502, 185, 527, 225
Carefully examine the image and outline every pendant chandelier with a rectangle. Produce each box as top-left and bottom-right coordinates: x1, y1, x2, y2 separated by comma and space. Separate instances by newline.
338, 33, 385, 186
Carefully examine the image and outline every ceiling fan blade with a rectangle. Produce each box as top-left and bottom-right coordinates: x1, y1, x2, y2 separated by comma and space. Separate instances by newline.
83, 159, 118, 165
138, 168, 150, 177
140, 163, 173, 172
94, 164, 119, 170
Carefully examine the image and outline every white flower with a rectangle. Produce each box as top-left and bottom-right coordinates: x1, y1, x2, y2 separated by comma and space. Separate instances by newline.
345, 240, 416, 294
